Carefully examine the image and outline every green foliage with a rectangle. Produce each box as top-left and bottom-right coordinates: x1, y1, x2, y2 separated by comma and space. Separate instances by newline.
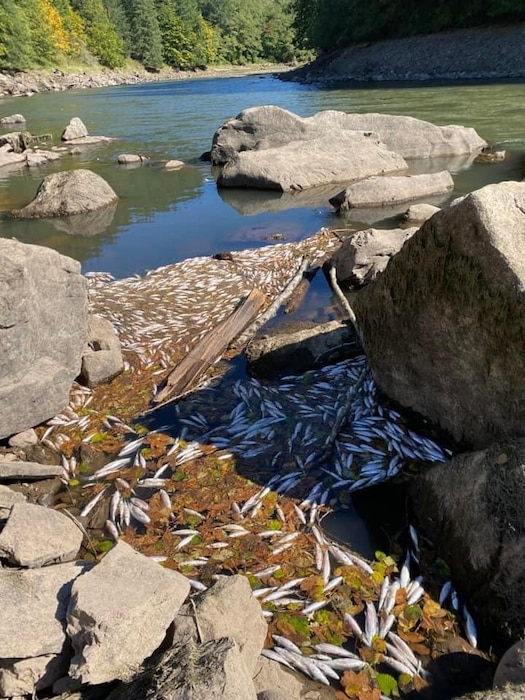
122, 0, 163, 70
293, 0, 525, 52
71, 0, 125, 67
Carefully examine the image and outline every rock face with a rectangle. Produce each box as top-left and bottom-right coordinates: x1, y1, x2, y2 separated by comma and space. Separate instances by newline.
66, 540, 191, 685
331, 226, 418, 287
211, 106, 486, 165
61, 117, 88, 141
329, 171, 454, 211
0, 239, 88, 440
353, 181, 525, 448
410, 440, 525, 648
217, 130, 407, 192
11, 169, 118, 218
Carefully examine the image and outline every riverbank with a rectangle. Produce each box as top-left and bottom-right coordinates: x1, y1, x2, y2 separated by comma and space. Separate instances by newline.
0, 63, 294, 99
281, 23, 525, 84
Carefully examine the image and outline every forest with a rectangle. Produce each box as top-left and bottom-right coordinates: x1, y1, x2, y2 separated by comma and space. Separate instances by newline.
1, 0, 524, 73
293, 0, 525, 53
0, 0, 301, 72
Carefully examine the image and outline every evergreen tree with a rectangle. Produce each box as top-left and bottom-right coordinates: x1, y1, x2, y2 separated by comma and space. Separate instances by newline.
103, 0, 132, 56
122, 0, 163, 70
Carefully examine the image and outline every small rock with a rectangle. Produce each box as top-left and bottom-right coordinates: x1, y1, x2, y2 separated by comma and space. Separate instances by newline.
0, 502, 83, 567
0, 461, 63, 480
12, 169, 118, 218
1, 114, 26, 125
164, 159, 184, 170
80, 315, 124, 388
61, 117, 88, 141
329, 171, 454, 211
117, 154, 149, 164
8, 428, 38, 447
403, 203, 441, 223
0, 484, 27, 519
0, 653, 69, 697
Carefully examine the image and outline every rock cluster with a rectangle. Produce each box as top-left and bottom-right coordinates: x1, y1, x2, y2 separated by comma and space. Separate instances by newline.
0, 496, 332, 700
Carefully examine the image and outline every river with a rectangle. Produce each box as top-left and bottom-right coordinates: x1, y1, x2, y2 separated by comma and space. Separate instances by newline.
0, 74, 524, 286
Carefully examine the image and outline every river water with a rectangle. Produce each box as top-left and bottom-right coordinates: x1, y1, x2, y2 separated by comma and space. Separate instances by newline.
0, 74, 524, 285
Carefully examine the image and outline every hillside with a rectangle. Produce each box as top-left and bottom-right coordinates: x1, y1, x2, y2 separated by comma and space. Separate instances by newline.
282, 24, 525, 83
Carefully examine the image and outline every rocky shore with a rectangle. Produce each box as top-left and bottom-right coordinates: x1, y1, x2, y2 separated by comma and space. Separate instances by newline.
282, 24, 525, 83
0, 63, 290, 99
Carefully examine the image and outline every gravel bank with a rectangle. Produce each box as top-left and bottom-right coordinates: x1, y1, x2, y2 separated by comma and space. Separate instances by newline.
0, 64, 290, 99
281, 24, 525, 84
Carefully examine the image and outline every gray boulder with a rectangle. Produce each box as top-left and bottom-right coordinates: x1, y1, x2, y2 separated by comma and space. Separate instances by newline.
331, 226, 418, 287
0, 239, 88, 440
0, 561, 90, 658
165, 159, 184, 170
172, 574, 267, 677
1, 114, 25, 125
353, 180, 525, 448
329, 171, 454, 211
410, 440, 525, 648
0, 502, 83, 567
12, 169, 118, 218
217, 130, 407, 192
254, 656, 338, 700
66, 540, 191, 685
80, 315, 124, 388
26, 149, 61, 168
61, 117, 88, 141
211, 106, 486, 164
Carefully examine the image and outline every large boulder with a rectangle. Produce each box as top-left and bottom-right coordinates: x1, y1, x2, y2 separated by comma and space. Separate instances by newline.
0, 239, 88, 440
211, 106, 486, 165
329, 171, 454, 211
217, 130, 407, 192
353, 181, 525, 448
12, 169, 118, 218
410, 440, 525, 648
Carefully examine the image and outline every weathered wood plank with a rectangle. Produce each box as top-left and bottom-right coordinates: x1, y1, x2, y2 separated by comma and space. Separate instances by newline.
153, 288, 266, 405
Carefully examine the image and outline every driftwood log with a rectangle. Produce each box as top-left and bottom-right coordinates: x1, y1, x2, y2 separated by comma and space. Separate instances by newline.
153, 288, 266, 406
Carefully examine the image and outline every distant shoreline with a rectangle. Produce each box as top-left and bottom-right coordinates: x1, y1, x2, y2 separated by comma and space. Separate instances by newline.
0, 63, 294, 100
281, 24, 525, 84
